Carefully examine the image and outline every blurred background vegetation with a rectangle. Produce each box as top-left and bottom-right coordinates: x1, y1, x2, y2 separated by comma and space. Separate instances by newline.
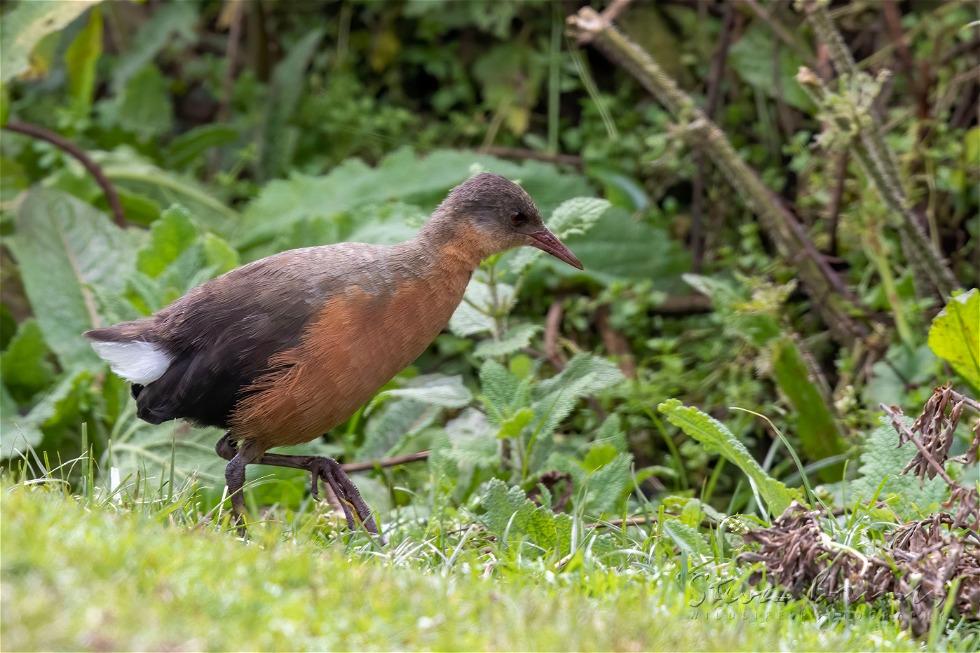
1, 0, 978, 647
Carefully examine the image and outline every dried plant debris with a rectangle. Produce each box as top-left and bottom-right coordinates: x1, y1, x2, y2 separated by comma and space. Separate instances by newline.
741, 505, 979, 636
741, 386, 980, 636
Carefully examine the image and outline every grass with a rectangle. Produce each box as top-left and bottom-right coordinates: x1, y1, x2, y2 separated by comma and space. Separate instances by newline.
1, 475, 952, 652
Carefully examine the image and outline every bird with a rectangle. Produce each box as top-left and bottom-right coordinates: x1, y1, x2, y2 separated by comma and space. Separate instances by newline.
85, 173, 583, 538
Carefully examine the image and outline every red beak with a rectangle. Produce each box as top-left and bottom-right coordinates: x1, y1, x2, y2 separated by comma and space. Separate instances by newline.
528, 229, 584, 270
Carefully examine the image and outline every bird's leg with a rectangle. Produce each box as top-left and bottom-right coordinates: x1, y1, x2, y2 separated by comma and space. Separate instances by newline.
215, 434, 262, 534
259, 452, 383, 541
214, 434, 382, 541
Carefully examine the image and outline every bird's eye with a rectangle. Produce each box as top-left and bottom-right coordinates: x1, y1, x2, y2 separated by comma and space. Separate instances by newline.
511, 212, 529, 227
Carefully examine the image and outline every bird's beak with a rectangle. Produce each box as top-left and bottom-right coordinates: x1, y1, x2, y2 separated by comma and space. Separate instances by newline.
528, 229, 584, 270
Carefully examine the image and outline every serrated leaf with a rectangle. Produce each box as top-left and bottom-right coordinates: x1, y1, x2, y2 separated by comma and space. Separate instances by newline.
658, 399, 802, 515
663, 519, 711, 558
531, 354, 624, 439
377, 374, 472, 408
478, 359, 523, 423
583, 451, 632, 515
449, 278, 515, 338
105, 414, 225, 488
1, 319, 55, 403
474, 324, 539, 358
850, 418, 947, 517
0, 0, 98, 83
928, 288, 980, 392
8, 189, 135, 369
479, 479, 571, 555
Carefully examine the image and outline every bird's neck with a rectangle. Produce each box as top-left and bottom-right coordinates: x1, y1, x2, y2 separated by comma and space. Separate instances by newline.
414, 211, 491, 272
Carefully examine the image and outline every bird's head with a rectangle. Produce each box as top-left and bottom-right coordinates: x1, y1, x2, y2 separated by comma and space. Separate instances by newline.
429, 173, 583, 269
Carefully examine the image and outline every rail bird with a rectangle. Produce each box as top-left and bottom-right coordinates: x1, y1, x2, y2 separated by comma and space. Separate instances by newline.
85, 173, 583, 538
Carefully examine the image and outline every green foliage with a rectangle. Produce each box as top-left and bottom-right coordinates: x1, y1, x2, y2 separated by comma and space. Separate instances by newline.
480, 478, 573, 555
657, 399, 803, 516
7, 189, 135, 369
928, 289, 980, 392
64, 6, 102, 119
1, 319, 55, 403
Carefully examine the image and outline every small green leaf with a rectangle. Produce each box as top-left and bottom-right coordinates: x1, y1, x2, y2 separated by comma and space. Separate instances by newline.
657, 399, 802, 515
107, 64, 173, 138
202, 233, 239, 274
164, 124, 239, 170
137, 206, 198, 278
928, 288, 980, 392
497, 407, 533, 440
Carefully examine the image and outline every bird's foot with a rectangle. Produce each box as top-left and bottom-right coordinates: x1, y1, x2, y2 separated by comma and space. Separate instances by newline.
310, 458, 384, 543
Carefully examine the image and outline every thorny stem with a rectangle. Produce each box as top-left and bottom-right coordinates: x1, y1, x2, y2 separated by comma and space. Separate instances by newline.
567, 8, 870, 345
798, 0, 958, 299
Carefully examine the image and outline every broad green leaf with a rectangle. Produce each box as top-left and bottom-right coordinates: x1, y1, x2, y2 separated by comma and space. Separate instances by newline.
0, 319, 55, 403
928, 288, 980, 392
8, 189, 134, 369
532, 354, 624, 439
658, 399, 802, 515
562, 208, 690, 285
137, 206, 197, 278
0, 0, 98, 83
771, 336, 847, 475
376, 374, 472, 408
105, 413, 225, 488
64, 5, 102, 117
850, 418, 946, 517
474, 324, 539, 358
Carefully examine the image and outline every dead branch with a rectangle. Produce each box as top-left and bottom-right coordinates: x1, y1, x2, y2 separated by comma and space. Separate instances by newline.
342, 450, 430, 473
